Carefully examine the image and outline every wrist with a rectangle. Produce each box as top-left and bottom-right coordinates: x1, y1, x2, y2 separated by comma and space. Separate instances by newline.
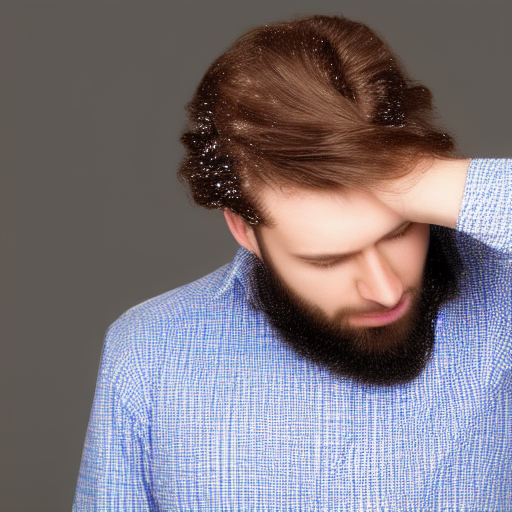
407, 158, 471, 228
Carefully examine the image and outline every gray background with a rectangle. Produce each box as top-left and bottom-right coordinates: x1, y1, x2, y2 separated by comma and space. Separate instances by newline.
1, 1, 511, 511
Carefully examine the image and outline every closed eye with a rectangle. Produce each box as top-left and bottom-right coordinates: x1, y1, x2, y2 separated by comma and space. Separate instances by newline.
308, 255, 350, 269
299, 222, 414, 270
388, 222, 413, 240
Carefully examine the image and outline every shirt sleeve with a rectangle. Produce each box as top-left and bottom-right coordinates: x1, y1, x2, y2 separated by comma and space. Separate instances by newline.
73, 314, 156, 512
456, 158, 512, 255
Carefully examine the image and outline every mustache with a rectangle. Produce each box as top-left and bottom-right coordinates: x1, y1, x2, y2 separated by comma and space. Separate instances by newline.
327, 288, 417, 319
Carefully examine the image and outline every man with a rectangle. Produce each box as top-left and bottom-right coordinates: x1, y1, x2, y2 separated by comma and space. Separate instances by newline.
74, 15, 511, 511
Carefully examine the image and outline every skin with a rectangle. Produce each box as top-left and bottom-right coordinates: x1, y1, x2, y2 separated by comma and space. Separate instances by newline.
225, 158, 471, 327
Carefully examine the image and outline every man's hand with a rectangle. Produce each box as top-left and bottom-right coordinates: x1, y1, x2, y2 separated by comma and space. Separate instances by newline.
372, 158, 471, 229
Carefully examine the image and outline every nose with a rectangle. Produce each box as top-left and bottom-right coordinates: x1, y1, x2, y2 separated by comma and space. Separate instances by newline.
355, 247, 404, 308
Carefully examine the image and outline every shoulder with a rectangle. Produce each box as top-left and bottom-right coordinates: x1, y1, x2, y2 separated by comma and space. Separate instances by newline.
101, 248, 257, 369
92, 253, 254, 398
109, 258, 241, 340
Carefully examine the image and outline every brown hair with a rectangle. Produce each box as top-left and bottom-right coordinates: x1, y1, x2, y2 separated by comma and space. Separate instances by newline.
179, 15, 457, 226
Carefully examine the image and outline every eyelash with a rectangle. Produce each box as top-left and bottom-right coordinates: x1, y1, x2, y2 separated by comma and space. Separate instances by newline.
311, 259, 347, 270
309, 223, 414, 270
389, 222, 413, 239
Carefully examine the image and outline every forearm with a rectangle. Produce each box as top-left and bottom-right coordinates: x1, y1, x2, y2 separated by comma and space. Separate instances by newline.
456, 158, 512, 254
404, 158, 471, 228
374, 158, 471, 229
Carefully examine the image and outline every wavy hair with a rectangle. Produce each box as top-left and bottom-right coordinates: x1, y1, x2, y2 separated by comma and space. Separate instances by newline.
179, 15, 457, 225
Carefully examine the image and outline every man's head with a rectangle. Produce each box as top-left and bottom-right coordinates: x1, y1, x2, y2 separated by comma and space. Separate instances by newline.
224, 187, 460, 386
179, 14, 457, 225
178, 15, 461, 385
226, 186, 429, 327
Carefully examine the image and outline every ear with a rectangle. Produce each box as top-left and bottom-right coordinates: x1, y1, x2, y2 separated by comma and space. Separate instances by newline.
224, 210, 262, 258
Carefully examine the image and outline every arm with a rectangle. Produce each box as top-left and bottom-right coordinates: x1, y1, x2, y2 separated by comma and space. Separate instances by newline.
374, 157, 471, 229
375, 158, 512, 253
455, 158, 512, 254
73, 316, 156, 512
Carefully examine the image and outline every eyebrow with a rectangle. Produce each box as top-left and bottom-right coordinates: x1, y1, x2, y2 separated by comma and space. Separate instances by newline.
292, 220, 412, 262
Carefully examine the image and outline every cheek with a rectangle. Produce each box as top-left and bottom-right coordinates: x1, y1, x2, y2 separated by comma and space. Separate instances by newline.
270, 260, 356, 314
384, 224, 430, 286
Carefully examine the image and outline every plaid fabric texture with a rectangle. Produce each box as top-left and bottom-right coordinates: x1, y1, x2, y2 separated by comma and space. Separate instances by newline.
74, 159, 511, 511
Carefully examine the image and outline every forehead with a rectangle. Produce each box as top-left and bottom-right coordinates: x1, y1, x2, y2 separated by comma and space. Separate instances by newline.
258, 185, 404, 253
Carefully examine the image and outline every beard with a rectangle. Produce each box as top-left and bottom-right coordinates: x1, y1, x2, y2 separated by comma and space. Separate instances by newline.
248, 225, 462, 387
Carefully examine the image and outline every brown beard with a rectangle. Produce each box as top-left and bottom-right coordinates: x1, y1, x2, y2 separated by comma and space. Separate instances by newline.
248, 225, 461, 387
323, 288, 422, 356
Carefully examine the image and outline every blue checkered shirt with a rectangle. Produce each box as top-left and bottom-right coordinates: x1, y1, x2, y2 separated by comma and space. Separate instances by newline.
74, 159, 511, 511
